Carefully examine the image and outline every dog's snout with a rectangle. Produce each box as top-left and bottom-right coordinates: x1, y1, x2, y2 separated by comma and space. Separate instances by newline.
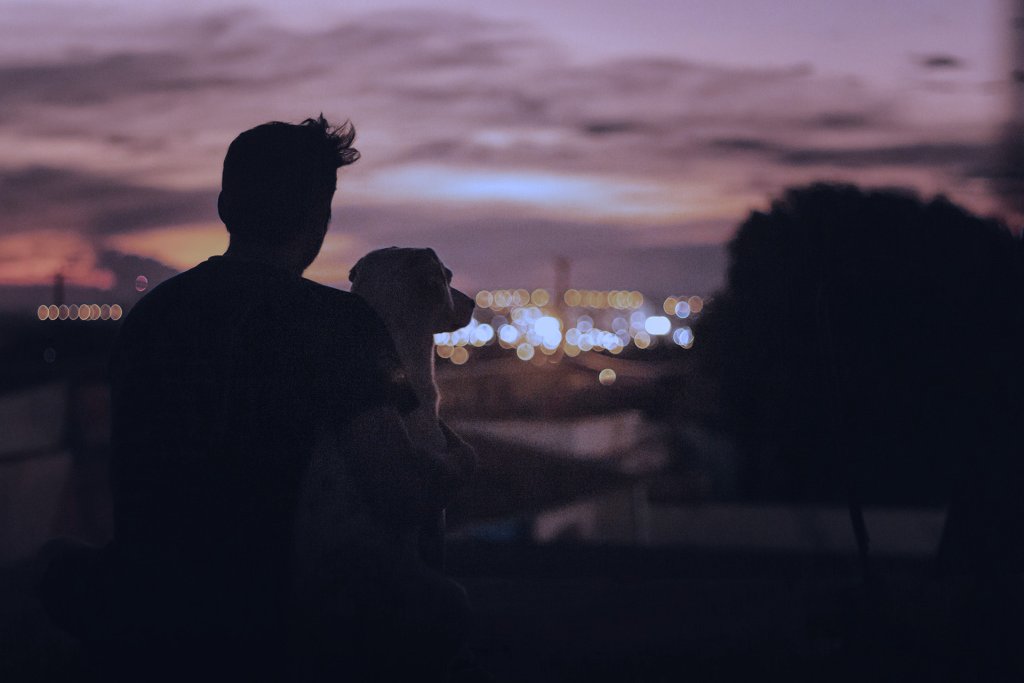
450, 288, 475, 329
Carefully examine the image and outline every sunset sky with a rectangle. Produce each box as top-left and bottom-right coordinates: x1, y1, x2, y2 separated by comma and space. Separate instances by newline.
0, 0, 1011, 308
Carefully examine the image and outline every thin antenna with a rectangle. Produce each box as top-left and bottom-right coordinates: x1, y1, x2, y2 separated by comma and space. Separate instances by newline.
53, 272, 65, 307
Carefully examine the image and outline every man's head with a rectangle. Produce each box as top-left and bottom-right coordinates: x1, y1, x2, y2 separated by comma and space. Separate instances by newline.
218, 115, 359, 271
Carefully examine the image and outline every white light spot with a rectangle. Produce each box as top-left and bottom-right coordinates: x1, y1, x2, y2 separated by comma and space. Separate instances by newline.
673, 327, 695, 348
645, 316, 671, 335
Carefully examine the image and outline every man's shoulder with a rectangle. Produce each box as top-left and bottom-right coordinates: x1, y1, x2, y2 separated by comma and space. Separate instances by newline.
301, 279, 362, 308
299, 280, 384, 328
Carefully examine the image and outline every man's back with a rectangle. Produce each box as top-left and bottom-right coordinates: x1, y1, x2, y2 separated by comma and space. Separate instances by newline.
106, 255, 407, 673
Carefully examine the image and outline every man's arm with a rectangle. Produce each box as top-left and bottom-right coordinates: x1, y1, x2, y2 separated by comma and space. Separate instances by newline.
344, 412, 478, 527
346, 406, 452, 526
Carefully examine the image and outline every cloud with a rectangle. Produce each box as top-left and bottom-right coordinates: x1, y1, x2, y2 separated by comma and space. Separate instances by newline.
775, 142, 990, 169
917, 54, 965, 70
323, 202, 735, 295
0, 230, 114, 289
0, 6, 1001, 303
0, 165, 217, 235
806, 112, 876, 130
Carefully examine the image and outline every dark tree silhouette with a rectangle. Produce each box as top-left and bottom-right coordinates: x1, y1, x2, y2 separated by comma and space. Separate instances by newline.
694, 184, 1023, 515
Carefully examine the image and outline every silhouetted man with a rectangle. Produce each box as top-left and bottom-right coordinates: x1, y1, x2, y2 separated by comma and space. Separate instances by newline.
98, 116, 458, 681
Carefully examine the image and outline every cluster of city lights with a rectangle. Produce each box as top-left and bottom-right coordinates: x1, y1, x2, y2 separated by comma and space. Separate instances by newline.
662, 295, 704, 318
563, 289, 644, 310
473, 288, 646, 311
434, 290, 701, 365
37, 304, 123, 321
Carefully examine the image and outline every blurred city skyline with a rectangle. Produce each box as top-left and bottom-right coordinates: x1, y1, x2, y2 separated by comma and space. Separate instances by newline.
0, 0, 1011, 308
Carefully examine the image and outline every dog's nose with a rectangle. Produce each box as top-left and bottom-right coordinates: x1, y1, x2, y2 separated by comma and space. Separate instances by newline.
451, 288, 475, 327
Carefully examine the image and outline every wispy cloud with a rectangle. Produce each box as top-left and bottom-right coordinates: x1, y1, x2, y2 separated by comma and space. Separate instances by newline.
916, 54, 966, 70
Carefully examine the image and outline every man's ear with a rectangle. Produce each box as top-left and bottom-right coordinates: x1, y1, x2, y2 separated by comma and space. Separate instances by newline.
217, 192, 228, 225
348, 263, 360, 283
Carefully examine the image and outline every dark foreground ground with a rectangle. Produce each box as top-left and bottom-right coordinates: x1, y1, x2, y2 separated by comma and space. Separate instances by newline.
0, 541, 1018, 682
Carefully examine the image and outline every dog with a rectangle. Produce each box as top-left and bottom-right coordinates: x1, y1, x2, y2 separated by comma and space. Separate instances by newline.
290, 247, 476, 680
349, 246, 476, 567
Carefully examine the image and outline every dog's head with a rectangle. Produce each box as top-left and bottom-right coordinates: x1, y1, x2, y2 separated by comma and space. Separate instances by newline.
349, 247, 475, 334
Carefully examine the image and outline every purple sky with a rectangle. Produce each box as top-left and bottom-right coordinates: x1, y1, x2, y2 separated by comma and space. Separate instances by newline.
0, 0, 1010, 307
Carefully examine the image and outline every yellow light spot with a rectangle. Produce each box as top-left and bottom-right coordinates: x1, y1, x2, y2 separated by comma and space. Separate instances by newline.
90, 304, 101, 320
37, 305, 48, 321
110, 304, 123, 320
564, 289, 581, 307
494, 290, 511, 308
563, 344, 581, 357
48, 305, 59, 320
450, 347, 469, 365
475, 291, 494, 308
531, 289, 550, 307
663, 297, 678, 315
634, 331, 651, 349
629, 291, 644, 308
516, 343, 535, 361
688, 295, 704, 314
599, 369, 617, 385
100, 304, 110, 320
436, 345, 454, 359
513, 289, 530, 307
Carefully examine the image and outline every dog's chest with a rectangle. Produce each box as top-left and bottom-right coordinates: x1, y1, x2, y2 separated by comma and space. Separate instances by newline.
404, 396, 446, 455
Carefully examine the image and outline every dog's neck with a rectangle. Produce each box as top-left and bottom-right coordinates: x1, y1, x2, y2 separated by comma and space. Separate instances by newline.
383, 318, 448, 454
364, 300, 439, 416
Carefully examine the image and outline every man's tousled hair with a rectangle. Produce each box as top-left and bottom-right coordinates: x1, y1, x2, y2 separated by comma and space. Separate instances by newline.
220, 114, 360, 243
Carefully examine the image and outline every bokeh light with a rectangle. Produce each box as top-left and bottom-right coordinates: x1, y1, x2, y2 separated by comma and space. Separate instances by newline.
475, 291, 494, 308
450, 346, 469, 365
644, 316, 671, 335
673, 327, 695, 348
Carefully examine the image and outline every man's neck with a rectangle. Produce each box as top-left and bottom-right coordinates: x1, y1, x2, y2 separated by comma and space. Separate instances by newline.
223, 241, 305, 276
